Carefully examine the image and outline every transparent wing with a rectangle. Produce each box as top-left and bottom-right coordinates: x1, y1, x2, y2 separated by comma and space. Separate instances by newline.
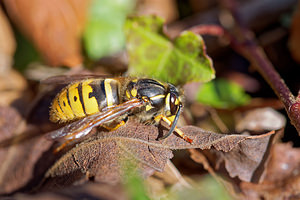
46, 98, 144, 141
41, 74, 111, 85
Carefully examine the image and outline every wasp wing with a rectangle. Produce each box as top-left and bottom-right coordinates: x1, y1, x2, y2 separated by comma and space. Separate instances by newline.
46, 98, 144, 141
41, 74, 112, 85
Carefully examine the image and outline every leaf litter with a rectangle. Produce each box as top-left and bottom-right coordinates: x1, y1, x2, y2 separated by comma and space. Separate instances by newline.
0, 100, 288, 198
42, 118, 276, 190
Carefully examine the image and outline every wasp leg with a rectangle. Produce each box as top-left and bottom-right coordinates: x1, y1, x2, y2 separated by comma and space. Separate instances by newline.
155, 114, 193, 143
103, 120, 126, 131
54, 139, 75, 153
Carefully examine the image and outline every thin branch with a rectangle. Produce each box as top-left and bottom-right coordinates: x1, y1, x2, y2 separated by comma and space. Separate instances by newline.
221, 0, 300, 134
188, 8, 300, 133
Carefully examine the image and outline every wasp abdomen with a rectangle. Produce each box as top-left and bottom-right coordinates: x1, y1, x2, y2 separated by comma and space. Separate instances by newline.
50, 79, 120, 122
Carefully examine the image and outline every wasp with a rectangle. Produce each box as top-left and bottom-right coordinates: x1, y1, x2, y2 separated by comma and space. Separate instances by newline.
44, 75, 192, 152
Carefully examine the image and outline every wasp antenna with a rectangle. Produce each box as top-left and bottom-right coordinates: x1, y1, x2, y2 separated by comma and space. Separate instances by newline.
159, 104, 182, 140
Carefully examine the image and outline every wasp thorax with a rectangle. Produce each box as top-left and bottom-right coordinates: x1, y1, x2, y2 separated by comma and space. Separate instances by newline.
125, 79, 165, 112
124, 79, 182, 118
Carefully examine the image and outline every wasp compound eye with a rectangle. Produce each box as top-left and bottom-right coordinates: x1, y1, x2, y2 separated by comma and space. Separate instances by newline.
169, 93, 178, 115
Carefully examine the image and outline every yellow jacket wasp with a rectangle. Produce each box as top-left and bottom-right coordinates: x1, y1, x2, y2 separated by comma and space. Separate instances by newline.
44, 75, 192, 152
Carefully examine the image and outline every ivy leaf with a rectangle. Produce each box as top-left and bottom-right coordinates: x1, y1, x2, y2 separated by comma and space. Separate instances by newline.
124, 16, 215, 85
196, 79, 251, 109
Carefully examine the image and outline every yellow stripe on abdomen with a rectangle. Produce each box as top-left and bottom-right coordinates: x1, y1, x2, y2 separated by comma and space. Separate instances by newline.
81, 80, 99, 115
50, 98, 67, 122
68, 83, 86, 118
58, 89, 75, 120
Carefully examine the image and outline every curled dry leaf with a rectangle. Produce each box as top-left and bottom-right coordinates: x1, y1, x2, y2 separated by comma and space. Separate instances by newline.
215, 131, 275, 182
3, 0, 89, 67
190, 129, 276, 183
44, 121, 174, 188
241, 143, 300, 200
0, 106, 22, 140
236, 107, 286, 132
0, 106, 55, 195
0, 70, 28, 107
214, 108, 286, 182
0, 6, 15, 73
43, 120, 276, 189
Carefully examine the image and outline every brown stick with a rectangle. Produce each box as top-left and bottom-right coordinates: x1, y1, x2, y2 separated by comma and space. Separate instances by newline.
188, 4, 300, 134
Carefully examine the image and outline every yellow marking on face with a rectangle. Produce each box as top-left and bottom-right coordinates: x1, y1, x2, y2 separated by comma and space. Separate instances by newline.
58, 90, 74, 119
81, 80, 99, 115
165, 93, 170, 110
175, 98, 180, 105
50, 98, 66, 122
146, 104, 153, 111
167, 115, 175, 122
104, 79, 114, 107
68, 83, 85, 118
150, 94, 165, 101
131, 88, 137, 97
126, 90, 131, 99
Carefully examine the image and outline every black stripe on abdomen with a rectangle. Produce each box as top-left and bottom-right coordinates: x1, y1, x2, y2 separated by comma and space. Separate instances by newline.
77, 82, 86, 115
88, 80, 108, 110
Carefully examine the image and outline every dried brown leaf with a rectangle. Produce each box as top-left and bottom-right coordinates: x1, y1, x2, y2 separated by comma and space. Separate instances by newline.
262, 143, 300, 182
0, 107, 55, 194
0, 70, 28, 107
43, 120, 276, 189
0, 6, 16, 72
189, 129, 276, 183
3, 0, 90, 67
215, 108, 286, 182
241, 143, 300, 200
44, 121, 174, 188
236, 107, 286, 132
0, 106, 22, 141
12, 182, 127, 200
215, 131, 275, 182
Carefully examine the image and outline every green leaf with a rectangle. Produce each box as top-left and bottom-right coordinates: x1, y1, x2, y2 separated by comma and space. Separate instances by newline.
196, 79, 251, 109
123, 161, 150, 200
124, 16, 215, 85
83, 0, 135, 60
175, 175, 232, 200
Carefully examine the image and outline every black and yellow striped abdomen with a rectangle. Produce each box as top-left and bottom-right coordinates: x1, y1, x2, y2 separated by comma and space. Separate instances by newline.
50, 79, 120, 122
